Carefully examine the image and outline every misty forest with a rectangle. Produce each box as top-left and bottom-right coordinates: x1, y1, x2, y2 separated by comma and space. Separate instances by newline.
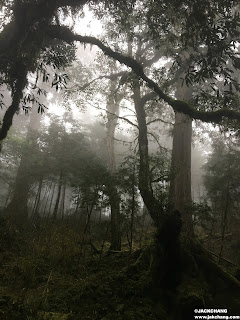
0, 0, 240, 319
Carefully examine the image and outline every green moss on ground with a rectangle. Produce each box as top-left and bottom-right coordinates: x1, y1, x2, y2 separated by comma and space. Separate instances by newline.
0, 221, 240, 320
0, 223, 161, 320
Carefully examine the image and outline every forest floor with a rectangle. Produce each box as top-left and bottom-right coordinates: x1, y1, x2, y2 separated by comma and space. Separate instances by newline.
0, 219, 240, 320
0, 220, 163, 320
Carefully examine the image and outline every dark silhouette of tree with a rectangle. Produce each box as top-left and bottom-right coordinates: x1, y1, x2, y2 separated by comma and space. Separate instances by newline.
1, 1, 240, 314
4, 107, 42, 221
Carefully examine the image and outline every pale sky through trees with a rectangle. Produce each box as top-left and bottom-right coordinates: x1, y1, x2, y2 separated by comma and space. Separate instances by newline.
1, 4, 240, 314
0, 1, 228, 206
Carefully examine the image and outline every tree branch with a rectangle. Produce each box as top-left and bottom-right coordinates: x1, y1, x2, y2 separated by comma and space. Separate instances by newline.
47, 25, 240, 124
147, 118, 174, 126
67, 72, 126, 91
147, 131, 163, 150
96, 106, 138, 128
115, 115, 138, 128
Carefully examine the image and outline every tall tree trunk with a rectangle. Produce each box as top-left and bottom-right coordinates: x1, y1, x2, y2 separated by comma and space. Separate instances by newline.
52, 170, 63, 220
4, 186, 13, 209
169, 82, 193, 234
133, 80, 161, 225
129, 167, 135, 256
109, 188, 121, 250
60, 182, 66, 220
106, 80, 122, 251
219, 180, 230, 263
84, 202, 94, 235
74, 190, 81, 215
106, 81, 119, 171
47, 183, 56, 218
4, 107, 41, 222
42, 181, 52, 216
31, 176, 43, 221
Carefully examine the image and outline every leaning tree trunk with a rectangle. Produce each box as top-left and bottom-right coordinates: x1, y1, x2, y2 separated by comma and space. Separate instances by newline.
4, 106, 41, 222
169, 82, 193, 234
106, 80, 122, 251
133, 79, 162, 225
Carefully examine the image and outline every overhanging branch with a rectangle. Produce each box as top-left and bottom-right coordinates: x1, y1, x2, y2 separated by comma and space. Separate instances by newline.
47, 25, 240, 124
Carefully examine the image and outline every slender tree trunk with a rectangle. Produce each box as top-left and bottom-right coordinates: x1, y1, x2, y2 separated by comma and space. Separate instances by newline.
84, 202, 94, 235
52, 171, 63, 220
169, 82, 193, 234
60, 182, 66, 220
133, 79, 161, 225
129, 168, 135, 256
74, 191, 81, 215
219, 180, 230, 263
4, 186, 13, 208
42, 182, 52, 216
47, 183, 56, 218
106, 80, 122, 251
32, 177, 43, 221
106, 81, 119, 171
109, 188, 121, 250
139, 205, 149, 249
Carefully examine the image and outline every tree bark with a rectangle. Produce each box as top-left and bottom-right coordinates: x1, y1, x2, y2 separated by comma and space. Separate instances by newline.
48, 183, 56, 218
60, 182, 66, 220
31, 176, 43, 221
133, 79, 161, 225
169, 112, 192, 233
52, 170, 63, 220
129, 167, 135, 256
219, 180, 230, 263
106, 81, 119, 171
169, 82, 193, 234
106, 80, 122, 251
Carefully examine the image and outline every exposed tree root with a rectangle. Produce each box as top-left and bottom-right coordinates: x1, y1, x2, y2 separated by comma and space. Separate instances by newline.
127, 223, 240, 320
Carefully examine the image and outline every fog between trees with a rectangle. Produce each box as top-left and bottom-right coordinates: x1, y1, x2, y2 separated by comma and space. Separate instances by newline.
0, 1, 240, 319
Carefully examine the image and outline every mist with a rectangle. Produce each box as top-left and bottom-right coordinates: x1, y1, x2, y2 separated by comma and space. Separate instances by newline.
0, 1, 240, 319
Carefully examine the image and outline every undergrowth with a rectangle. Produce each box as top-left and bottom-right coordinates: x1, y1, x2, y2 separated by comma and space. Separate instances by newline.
0, 220, 161, 320
1, 218, 240, 320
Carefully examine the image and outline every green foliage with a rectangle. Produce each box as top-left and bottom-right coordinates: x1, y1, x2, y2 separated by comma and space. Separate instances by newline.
0, 112, 111, 218
203, 137, 240, 217
0, 295, 34, 320
0, 221, 161, 320
146, 0, 240, 73
149, 149, 171, 213
0, 216, 240, 320
202, 137, 240, 263
116, 155, 141, 243
41, 41, 76, 72
192, 201, 214, 229
38, 312, 70, 320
